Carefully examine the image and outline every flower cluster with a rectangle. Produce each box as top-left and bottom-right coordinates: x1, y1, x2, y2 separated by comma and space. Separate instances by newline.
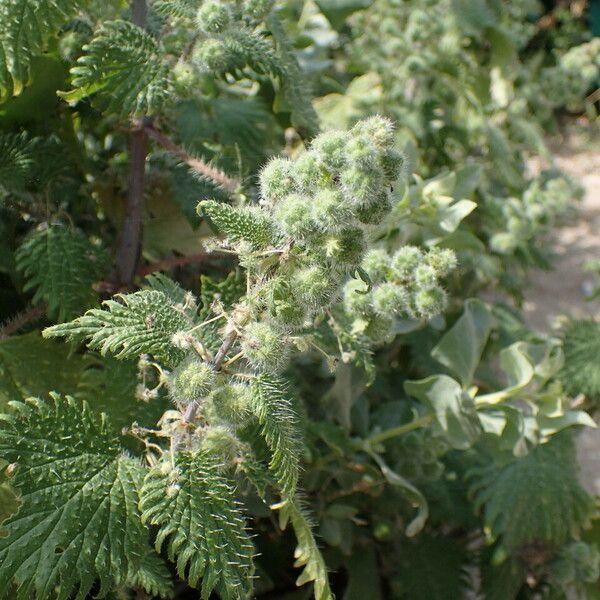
342, 245, 456, 344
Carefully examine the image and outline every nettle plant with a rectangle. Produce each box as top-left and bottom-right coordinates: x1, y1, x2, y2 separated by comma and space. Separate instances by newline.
0, 1, 599, 599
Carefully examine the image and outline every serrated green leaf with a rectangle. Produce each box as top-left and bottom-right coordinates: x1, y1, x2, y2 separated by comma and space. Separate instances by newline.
44, 289, 196, 367
140, 451, 255, 599
16, 224, 107, 322
249, 375, 302, 498
61, 20, 171, 116
0, 394, 151, 600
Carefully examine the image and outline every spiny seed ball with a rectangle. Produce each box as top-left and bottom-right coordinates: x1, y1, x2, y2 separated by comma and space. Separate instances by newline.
362, 248, 391, 282
295, 265, 335, 307
241, 322, 290, 372
365, 314, 395, 343
260, 158, 295, 204
372, 282, 410, 316
343, 279, 373, 314
168, 358, 215, 405
212, 383, 251, 424
194, 38, 229, 71
311, 130, 348, 173
351, 115, 395, 149
391, 246, 423, 279
355, 193, 392, 225
345, 135, 377, 168
199, 426, 238, 465
414, 264, 437, 289
340, 167, 384, 209
414, 286, 447, 318
380, 148, 405, 181
294, 151, 322, 194
265, 277, 307, 327
312, 189, 351, 232
325, 227, 366, 266
425, 248, 457, 277
274, 193, 315, 239
195, 2, 231, 33
242, 0, 275, 19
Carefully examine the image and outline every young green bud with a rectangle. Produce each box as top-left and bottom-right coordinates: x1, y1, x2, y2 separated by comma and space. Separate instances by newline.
362, 248, 391, 282
365, 314, 395, 343
351, 115, 395, 149
414, 286, 447, 319
193, 38, 229, 72
372, 282, 409, 316
242, 0, 275, 20
340, 167, 385, 209
425, 248, 457, 278
380, 148, 405, 181
345, 135, 377, 168
312, 189, 351, 232
294, 265, 336, 307
274, 193, 316, 239
414, 264, 437, 289
324, 227, 366, 266
355, 193, 392, 225
168, 357, 216, 406
294, 151, 322, 194
343, 279, 373, 315
241, 321, 290, 372
259, 158, 295, 204
195, 1, 231, 33
264, 277, 308, 327
311, 130, 349, 173
391, 246, 423, 280
198, 426, 239, 467
211, 383, 251, 424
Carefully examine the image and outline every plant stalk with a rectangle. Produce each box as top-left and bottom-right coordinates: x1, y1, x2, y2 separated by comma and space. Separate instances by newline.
116, 0, 148, 285
366, 414, 434, 446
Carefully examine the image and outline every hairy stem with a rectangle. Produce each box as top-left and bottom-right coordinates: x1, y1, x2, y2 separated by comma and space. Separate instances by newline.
144, 124, 240, 194
116, 0, 148, 285
0, 304, 47, 339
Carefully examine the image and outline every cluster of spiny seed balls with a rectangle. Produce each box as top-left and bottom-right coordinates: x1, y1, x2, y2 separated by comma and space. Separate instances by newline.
251, 117, 404, 332
343, 245, 456, 343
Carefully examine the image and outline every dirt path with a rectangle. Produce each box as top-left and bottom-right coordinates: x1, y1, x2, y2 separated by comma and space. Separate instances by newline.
524, 126, 600, 496
523, 133, 600, 330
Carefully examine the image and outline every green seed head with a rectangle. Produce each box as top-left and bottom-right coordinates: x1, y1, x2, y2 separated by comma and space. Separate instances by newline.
355, 193, 392, 225
325, 227, 366, 266
345, 135, 377, 169
311, 130, 349, 173
198, 426, 239, 466
259, 158, 296, 205
380, 148, 405, 181
241, 321, 290, 372
274, 193, 316, 239
351, 116, 395, 149
294, 265, 336, 307
425, 248, 457, 278
312, 189, 351, 232
414, 286, 447, 319
343, 279, 373, 315
340, 167, 385, 209
211, 383, 251, 424
294, 151, 322, 194
194, 38, 230, 72
391, 246, 423, 280
242, 0, 275, 20
195, 2, 231, 33
361, 248, 391, 283
372, 282, 409, 316
414, 264, 438, 289
168, 357, 215, 406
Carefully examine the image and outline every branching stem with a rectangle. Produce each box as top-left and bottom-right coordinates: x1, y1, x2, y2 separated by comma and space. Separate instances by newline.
144, 123, 240, 194
366, 414, 434, 446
